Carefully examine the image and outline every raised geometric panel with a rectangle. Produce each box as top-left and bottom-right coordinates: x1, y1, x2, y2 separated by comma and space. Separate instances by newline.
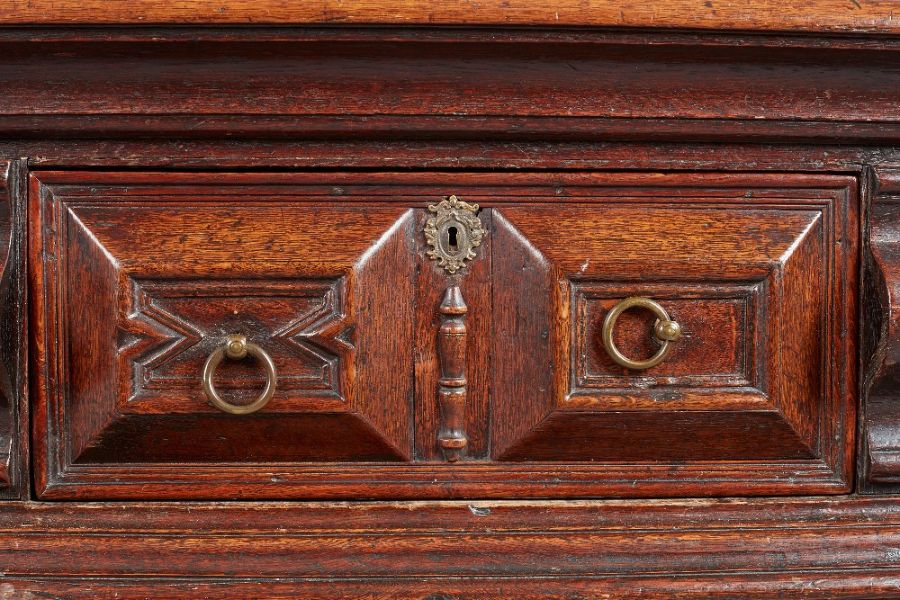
29, 170, 857, 500
31, 171, 418, 499
490, 178, 855, 496
571, 280, 764, 397
493, 204, 823, 459
118, 277, 353, 409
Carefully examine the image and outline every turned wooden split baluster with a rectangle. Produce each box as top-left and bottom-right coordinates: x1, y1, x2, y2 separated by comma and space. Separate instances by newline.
437, 284, 468, 462
864, 168, 900, 488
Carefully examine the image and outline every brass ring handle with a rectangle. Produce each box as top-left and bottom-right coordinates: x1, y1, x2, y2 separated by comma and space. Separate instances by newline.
202, 334, 277, 415
601, 297, 683, 371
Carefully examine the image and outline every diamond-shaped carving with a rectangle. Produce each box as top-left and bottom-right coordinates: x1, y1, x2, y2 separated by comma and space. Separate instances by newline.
34, 184, 417, 496
272, 281, 354, 392
117, 277, 352, 403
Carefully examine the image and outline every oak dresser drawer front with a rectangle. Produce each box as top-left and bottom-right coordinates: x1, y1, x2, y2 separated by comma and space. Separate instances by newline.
31, 172, 421, 498
493, 204, 828, 462
30, 171, 857, 500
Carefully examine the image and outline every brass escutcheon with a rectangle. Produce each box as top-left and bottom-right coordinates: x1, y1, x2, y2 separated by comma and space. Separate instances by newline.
202, 334, 277, 415
601, 297, 682, 371
424, 195, 486, 274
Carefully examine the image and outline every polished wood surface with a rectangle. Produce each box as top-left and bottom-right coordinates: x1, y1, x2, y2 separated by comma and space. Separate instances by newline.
489, 174, 856, 479
2, 0, 899, 33
864, 167, 900, 488
3, 498, 900, 598
0, 163, 10, 493
31, 172, 422, 498
0, 31, 897, 145
28, 171, 858, 500
0, 22, 897, 597
436, 285, 470, 462
0, 160, 26, 501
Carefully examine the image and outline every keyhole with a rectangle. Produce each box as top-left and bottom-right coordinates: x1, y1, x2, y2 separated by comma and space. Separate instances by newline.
447, 226, 459, 251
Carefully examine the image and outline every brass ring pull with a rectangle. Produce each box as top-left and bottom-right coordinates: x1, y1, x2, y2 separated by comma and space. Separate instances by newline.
202, 334, 277, 415
601, 297, 683, 371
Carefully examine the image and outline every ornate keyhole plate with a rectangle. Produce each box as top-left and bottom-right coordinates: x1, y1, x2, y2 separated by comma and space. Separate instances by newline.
424, 195, 486, 274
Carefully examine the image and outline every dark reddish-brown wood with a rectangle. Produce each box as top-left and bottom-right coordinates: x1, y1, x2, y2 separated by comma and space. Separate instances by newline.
863, 168, 900, 487
28, 171, 858, 500
0, 33, 897, 144
436, 285, 469, 462
2, 497, 900, 599
0, 162, 10, 493
0, 22, 896, 598
490, 173, 857, 490
30, 172, 425, 499
415, 210, 492, 463
0, 160, 26, 501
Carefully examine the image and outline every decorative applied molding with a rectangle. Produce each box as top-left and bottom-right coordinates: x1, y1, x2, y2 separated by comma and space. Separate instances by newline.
437, 285, 468, 461
118, 277, 353, 402
488, 184, 853, 491
424, 195, 485, 274
6, 497, 900, 598
571, 280, 763, 394
864, 168, 900, 486
2, 32, 900, 145
0, 161, 11, 492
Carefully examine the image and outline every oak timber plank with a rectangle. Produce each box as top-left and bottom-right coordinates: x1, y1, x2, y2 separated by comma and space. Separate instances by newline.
1, 498, 900, 599
0, 0, 898, 33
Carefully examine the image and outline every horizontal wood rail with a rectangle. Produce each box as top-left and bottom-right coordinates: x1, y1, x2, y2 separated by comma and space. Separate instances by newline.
2, 0, 899, 33
2, 498, 900, 598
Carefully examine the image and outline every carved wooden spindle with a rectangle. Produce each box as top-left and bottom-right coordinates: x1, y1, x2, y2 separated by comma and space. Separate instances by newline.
864, 168, 900, 486
437, 284, 468, 462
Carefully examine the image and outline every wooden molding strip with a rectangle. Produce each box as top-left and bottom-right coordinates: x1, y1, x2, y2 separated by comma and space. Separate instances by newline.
0, 161, 12, 494
864, 168, 900, 485
2, 0, 900, 33
2, 498, 900, 597
0, 36, 898, 145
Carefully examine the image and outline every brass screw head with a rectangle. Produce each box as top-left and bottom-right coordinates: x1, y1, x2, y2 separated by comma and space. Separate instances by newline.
655, 319, 683, 342
224, 334, 249, 359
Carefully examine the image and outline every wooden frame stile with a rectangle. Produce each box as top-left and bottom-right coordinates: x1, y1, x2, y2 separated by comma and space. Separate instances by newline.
0, 23, 896, 598
0, 158, 28, 502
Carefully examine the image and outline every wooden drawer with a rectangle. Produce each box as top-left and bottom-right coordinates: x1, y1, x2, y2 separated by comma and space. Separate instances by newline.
30, 171, 858, 499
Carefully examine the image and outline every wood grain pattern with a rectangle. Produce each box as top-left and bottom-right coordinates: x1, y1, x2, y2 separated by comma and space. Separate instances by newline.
572, 282, 761, 396
1, 0, 899, 33
7, 140, 897, 174
27, 170, 858, 499
0, 160, 26, 501
436, 285, 469, 462
0, 35, 897, 146
3, 577, 900, 600
0, 22, 896, 596
490, 176, 856, 493
0, 162, 11, 493
31, 172, 422, 499
415, 210, 491, 462
2, 498, 900, 598
864, 168, 900, 486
